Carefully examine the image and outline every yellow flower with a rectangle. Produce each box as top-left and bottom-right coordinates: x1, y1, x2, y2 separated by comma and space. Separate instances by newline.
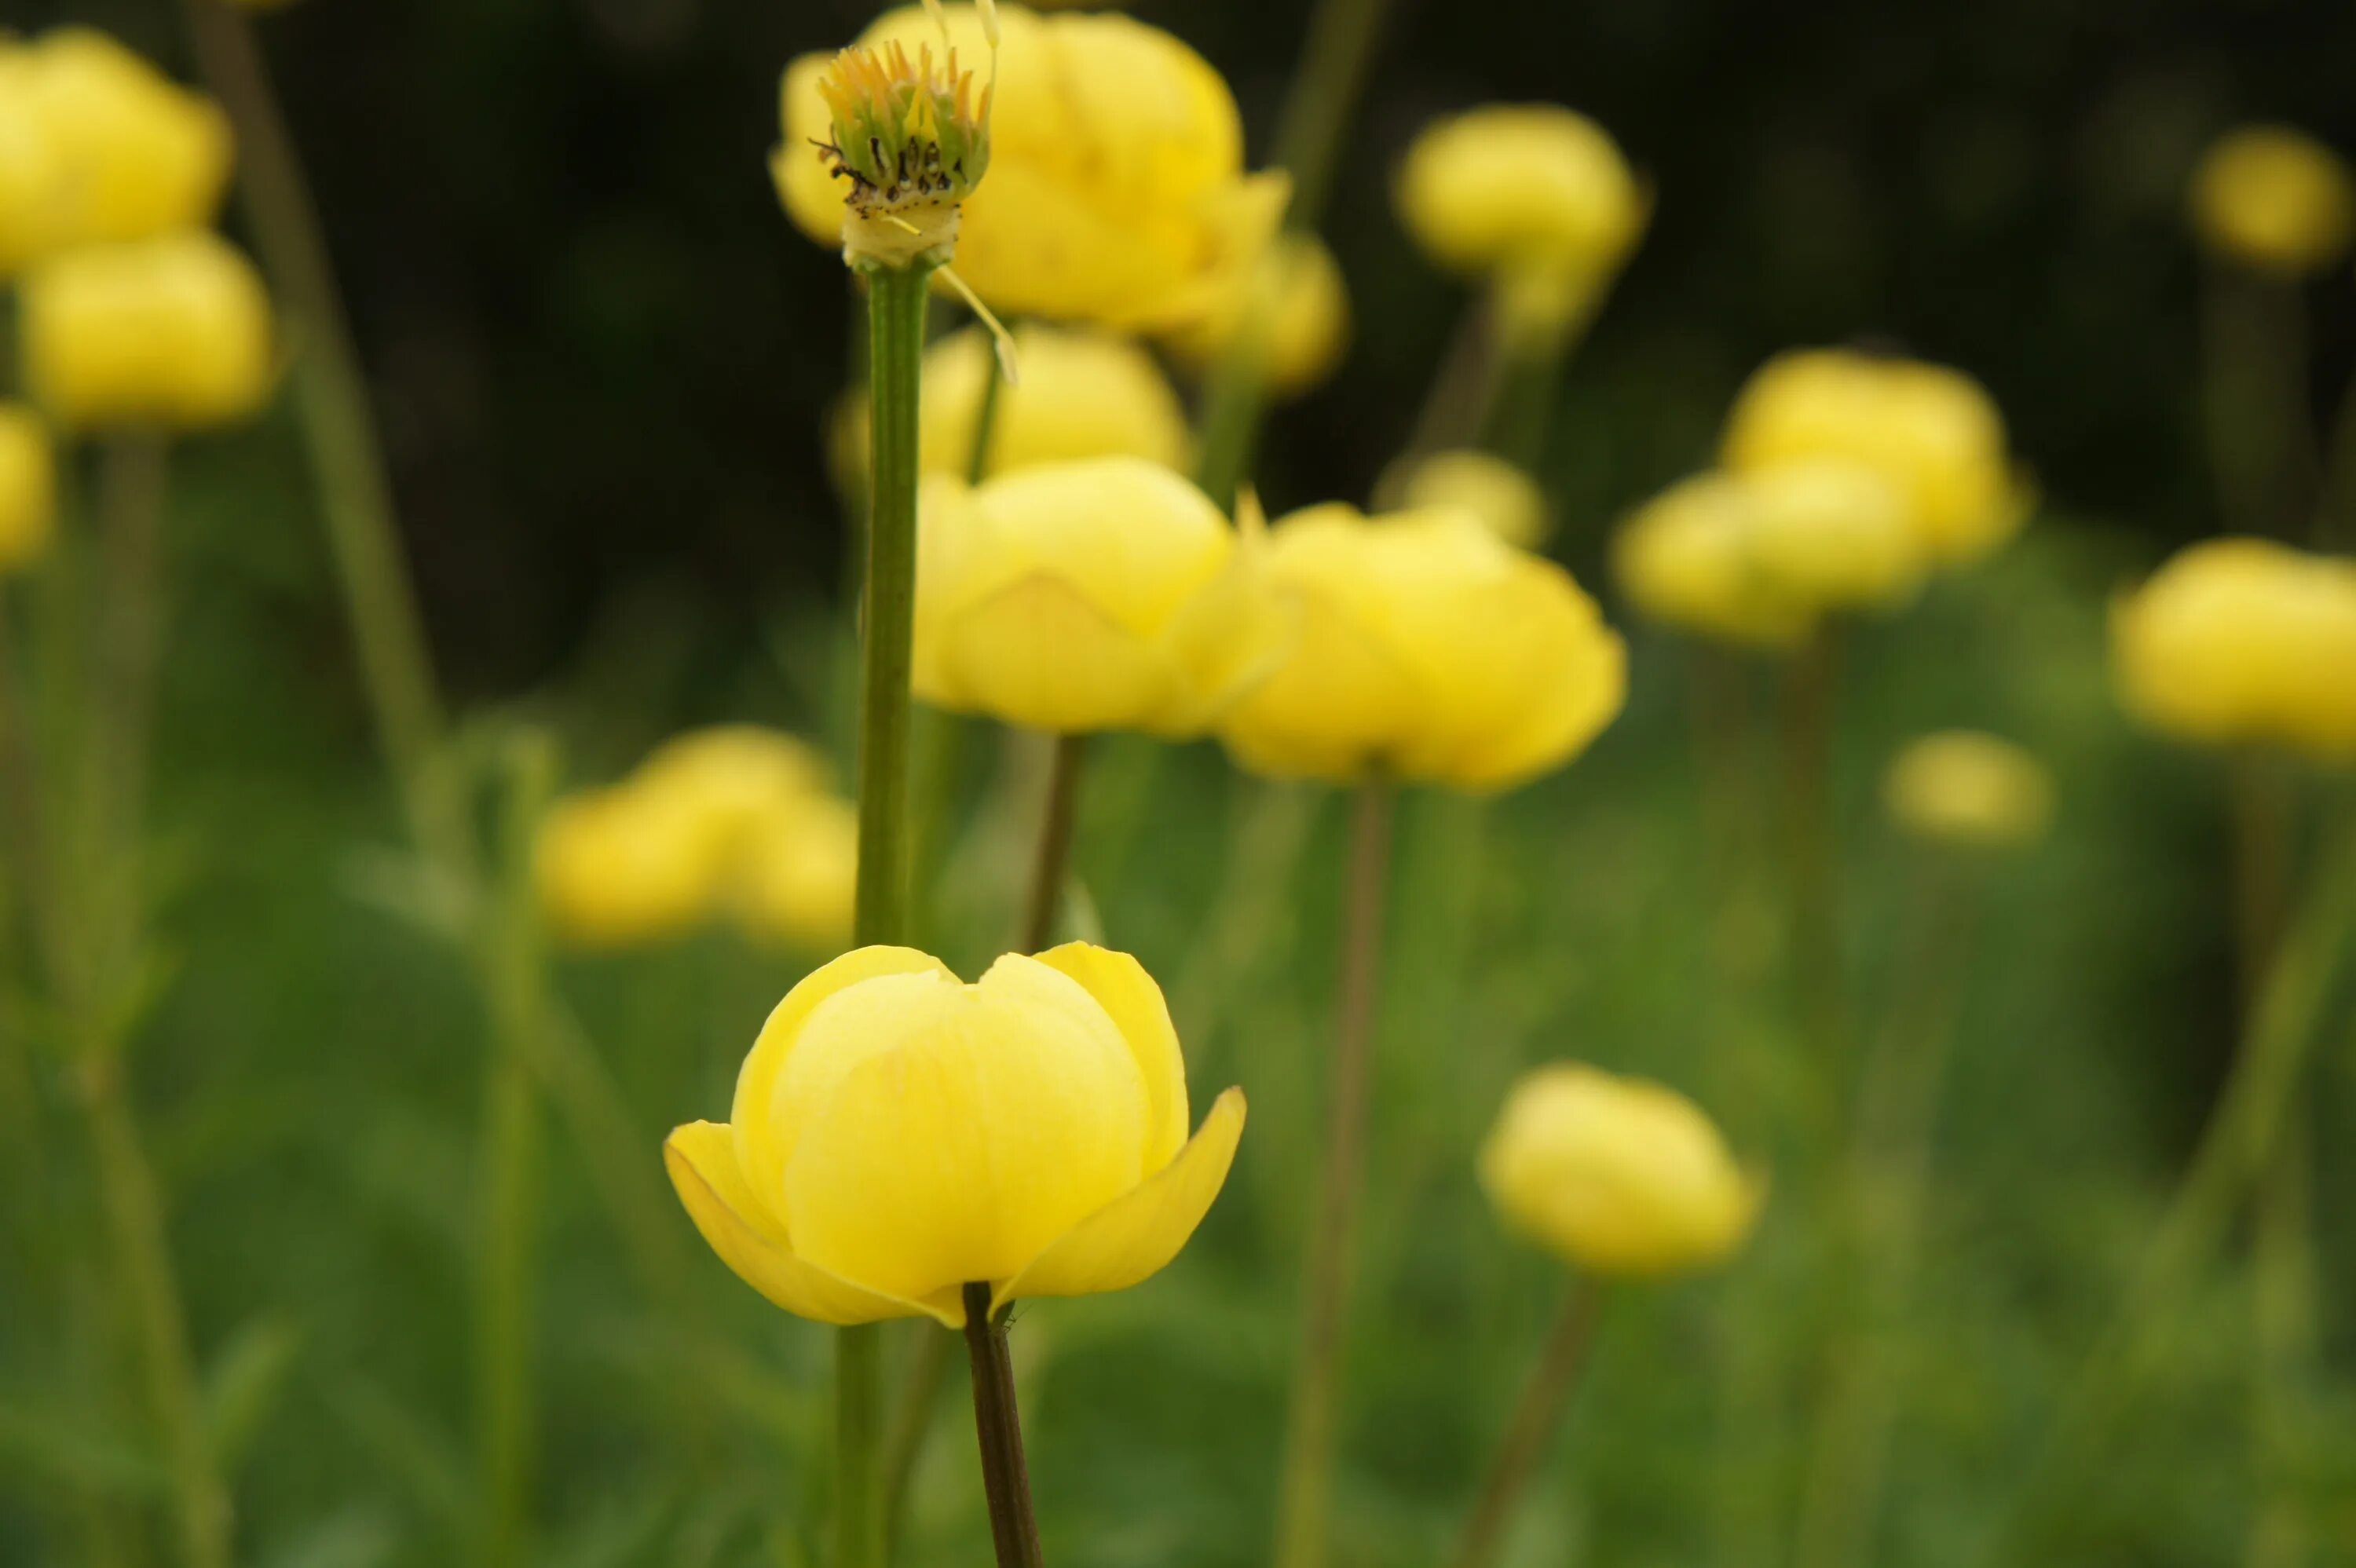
1612, 473, 1812, 650
635, 725, 832, 842
836, 323, 1189, 483
1158, 233, 1351, 399
737, 796, 858, 955
1740, 459, 1927, 612
21, 30, 232, 254
0, 405, 57, 573
776, 5, 1285, 328
536, 784, 728, 949
1480, 1062, 1761, 1279
1386, 448, 1552, 550
0, 49, 70, 276
1216, 503, 1626, 791
2111, 538, 2356, 762
21, 231, 276, 430
913, 456, 1268, 734
2189, 126, 2356, 277
1721, 349, 2025, 567
1882, 731, 2054, 850
665, 942, 1246, 1326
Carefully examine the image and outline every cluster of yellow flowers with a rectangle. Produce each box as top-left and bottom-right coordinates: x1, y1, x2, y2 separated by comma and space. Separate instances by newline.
535, 726, 859, 952
1616, 348, 2026, 648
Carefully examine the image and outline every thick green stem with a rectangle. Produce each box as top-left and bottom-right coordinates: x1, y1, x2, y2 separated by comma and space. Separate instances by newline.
1271, 778, 1395, 1568
1449, 1282, 1604, 1568
1019, 733, 1085, 953
960, 1285, 1045, 1568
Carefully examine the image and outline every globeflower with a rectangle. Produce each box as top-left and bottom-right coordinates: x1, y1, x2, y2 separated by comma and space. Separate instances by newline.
0, 405, 57, 573
1612, 473, 1813, 649
2189, 126, 2356, 278
1216, 503, 1626, 791
1159, 233, 1351, 400
1385, 448, 1551, 551
20, 231, 276, 430
1480, 1062, 1761, 1278
664, 942, 1246, 1325
1739, 459, 1928, 612
1882, 730, 2054, 850
775, 5, 1285, 327
17, 30, 232, 255
2111, 538, 2356, 762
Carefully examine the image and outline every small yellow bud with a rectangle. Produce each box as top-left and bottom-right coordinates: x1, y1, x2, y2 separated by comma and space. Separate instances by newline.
2111, 538, 2356, 762
1612, 473, 1813, 650
1480, 1062, 1762, 1279
736, 796, 858, 956
913, 456, 1265, 734
0, 405, 58, 574
1158, 234, 1351, 400
665, 942, 1246, 1325
2189, 126, 2356, 277
1216, 504, 1626, 791
635, 725, 832, 839
535, 784, 727, 950
1722, 349, 2025, 567
1385, 448, 1552, 550
21, 231, 276, 430
1740, 459, 1928, 613
21, 30, 232, 253
1882, 731, 2055, 850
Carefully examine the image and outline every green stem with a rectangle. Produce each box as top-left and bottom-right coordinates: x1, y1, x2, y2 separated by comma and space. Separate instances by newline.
964, 350, 1004, 486
960, 1284, 1044, 1568
2201, 265, 2318, 543
1448, 1281, 1604, 1568
1019, 733, 1085, 953
1780, 625, 1847, 1120
1272, 777, 1395, 1568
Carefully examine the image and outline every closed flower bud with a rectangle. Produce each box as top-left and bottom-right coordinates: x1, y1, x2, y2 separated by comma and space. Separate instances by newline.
737, 796, 858, 955
1882, 731, 2055, 850
0, 405, 57, 573
913, 456, 1271, 734
1740, 459, 1928, 613
536, 783, 726, 949
1722, 349, 2026, 567
1159, 233, 1351, 400
1216, 503, 1626, 791
1479, 1062, 1761, 1279
1612, 473, 1813, 650
1386, 448, 1552, 550
2111, 538, 2356, 762
23, 30, 232, 252
2189, 126, 2356, 277
665, 942, 1246, 1325
777, 5, 1286, 327
634, 725, 832, 842
22, 231, 276, 430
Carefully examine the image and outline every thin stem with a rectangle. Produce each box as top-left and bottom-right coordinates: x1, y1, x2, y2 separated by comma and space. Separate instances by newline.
1271, 777, 1396, 1568
1448, 1282, 1605, 1568
960, 1285, 1044, 1568
2200, 265, 2318, 543
1019, 733, 1085, 953
1780, 625, 1847, 1117
964, 350, 1004, 485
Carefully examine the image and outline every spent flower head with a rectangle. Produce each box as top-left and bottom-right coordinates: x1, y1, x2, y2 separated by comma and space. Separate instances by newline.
810, 36, 992, 268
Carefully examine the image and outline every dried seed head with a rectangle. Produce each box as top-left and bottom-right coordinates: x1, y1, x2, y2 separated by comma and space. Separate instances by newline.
814, 40, 991, 220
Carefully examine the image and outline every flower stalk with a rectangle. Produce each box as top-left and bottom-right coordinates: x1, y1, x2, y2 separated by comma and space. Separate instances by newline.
1449, 1281, 1605, 1568
1019, 733, 1085, 952
960, 1283, 1045, 1568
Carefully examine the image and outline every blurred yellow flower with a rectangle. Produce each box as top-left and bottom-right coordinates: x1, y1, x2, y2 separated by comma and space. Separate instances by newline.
665, 942, 1246, 1325
775, 5, 1285, 327
536, 784, 724, 949
2112, 538, 2356, 762
837, 323, 1189, 483
0, 52, 69, 276
1721, 349, 2025, 567
635, 725, 831, 842
1882, 731, 2055, 850
21, 231, 276, 430
737, 796, 859, 954
19, 30, 232, 254
2189, 126, 2356, 277
1740, 459, 1928, 612
1612, 473, 1812, 650
913, 456, 1270, 734
1216, 503, 1626, 791
0, 405, 57, 573
1388, 448, 1552, 550
1480, 1062, 1760, 1279
1159, 233, 1351, 400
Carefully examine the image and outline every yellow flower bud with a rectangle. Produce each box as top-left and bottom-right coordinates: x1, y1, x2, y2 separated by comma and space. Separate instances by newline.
1882, 730, 2055, 850
2189, 126, 2356, 277
1740, 459, 1928, 613
22, 231, 276, 430
1396, 105, 1646, 316
1479, 1062, 1761, 1279
0, 405, 57, 573
2111, 538, 2356, 762
913, 456, 1268, 735
1216, 504, 1626, 791
22, 30, 232, 252
1612, 473, 1813, 650
535, 783, 729, 949
1385, 448, 1552, 550
1721, 349, 2025, 567
736, 795, 858, 956
837, 323, 1189, 483
777, 6, 1286, 328
635, 724, 833, 841
1158, 233, 1351, 399
665, 942, 1246, 1325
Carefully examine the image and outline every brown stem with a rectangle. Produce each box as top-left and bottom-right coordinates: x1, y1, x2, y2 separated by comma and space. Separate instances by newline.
960, 1283, 1044, 1568
1019, 733, 1085, 953
1449, 1282, 1605, 1568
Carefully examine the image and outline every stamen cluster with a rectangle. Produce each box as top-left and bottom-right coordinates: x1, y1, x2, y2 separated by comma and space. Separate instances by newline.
815, 41, 991, 217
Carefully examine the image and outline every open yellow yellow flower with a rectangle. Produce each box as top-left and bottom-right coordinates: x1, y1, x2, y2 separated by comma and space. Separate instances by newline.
914, 456, 1271, 734
1158, 232, 1351, 400
2189, 126, 2355, 277
2112, 538, 2356, 762
1740, 459, 1928, 612
1882, 731, 2054, 850
1385, 448, 1551, 551
1721, 349, 2025, 567
1480, 1062, 1761, 1279
0, 405, 57, 573
775, 5, 1284, 328
21, 231, 276, 430
18, 30, 232, 254
665, 942, 1246, 1326
1612, 473, 1812, 650
1216, 503, 1625, 791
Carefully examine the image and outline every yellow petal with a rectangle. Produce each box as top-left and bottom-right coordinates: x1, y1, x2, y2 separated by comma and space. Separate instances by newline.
664, 1120, 962, 1327
1031, 942, 1189, 1169
993, 1087, 1246, 1313
930, 572, 1176, 731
